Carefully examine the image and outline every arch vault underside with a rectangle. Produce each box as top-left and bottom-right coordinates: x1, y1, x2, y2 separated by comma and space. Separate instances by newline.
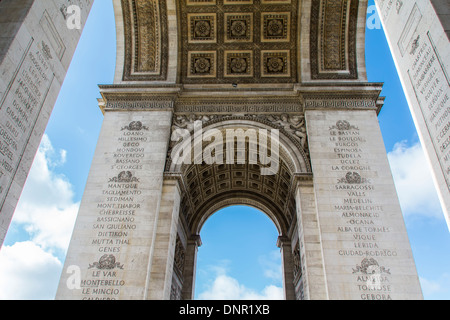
114, 0, 365, 83
55, 0, 423, 301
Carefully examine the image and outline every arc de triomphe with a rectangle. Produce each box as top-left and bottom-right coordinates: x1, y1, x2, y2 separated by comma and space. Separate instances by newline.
1, 0, 447, 300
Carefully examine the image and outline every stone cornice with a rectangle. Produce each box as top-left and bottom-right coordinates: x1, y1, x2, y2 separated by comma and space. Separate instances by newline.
302, 91, 383, 114
98, 83, 385, 114
293, 173, 314, 186
98, 86, 179, 113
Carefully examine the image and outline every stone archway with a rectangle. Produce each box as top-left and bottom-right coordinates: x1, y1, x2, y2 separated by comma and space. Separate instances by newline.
164, 117, 310, 300
54, 0, 423, 300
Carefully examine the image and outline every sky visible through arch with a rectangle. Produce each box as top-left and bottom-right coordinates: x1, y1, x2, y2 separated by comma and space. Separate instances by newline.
0, 0, 449, 300
195, 206, 282, 300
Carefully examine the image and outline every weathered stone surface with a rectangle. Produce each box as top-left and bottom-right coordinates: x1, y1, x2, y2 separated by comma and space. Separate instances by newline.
375, 0, 450, 230
305, 109, 423, 300
0, 0, 93, 247
56, 111, 173, 300
0, 0, 426, 300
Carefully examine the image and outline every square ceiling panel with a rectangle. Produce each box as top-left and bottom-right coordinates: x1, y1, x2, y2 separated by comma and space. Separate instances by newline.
177, 0, 299, 84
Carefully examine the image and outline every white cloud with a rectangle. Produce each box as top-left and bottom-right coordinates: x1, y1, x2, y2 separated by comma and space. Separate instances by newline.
0, 135, 79, 299
197, 256, 284, 300
387, 141, 444, 219
198, 273, 284, 300
11, 134, 79, 252
15, 202, 79, 252
0, 241, 62, 300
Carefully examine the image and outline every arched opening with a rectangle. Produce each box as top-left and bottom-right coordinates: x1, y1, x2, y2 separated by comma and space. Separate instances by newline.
194, 205, 283, 300
167, 117, 308, 300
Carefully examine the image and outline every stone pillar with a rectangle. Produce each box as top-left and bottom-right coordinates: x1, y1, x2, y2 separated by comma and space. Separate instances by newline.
146, 179, 181, 300
182, 235, 202, 300
0, 0, 93, 247
277, 236, 296, 300
375, 0, 450, 230
56, 110, 173, 300
305, 107, 423, 300
294, 175, 328, 300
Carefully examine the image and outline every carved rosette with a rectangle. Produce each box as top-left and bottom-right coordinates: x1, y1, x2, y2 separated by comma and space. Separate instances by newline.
178, 0, 299, 84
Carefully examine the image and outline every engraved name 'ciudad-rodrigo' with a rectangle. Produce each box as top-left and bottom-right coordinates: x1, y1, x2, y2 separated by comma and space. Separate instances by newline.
328, 120, 394, 300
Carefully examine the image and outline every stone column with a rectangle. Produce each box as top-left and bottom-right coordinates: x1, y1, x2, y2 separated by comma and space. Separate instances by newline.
276, 236, 296, 300
56, 109, 173, 300
146, 179, 181, 300
294, 175, 328, 300
182, 235, 202, 300
375, 0, 450, 230
0, 0, 93, 246
305, 106, 423, 300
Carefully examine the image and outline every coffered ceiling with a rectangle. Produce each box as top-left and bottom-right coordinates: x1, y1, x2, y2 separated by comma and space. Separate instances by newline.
178, 0, 299, 84
116, 0, 364, 84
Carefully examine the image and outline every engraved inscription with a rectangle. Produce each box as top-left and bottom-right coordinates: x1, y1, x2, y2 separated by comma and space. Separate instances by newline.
328, 120, 397, 300
0, 40, 54, 208
80, 121, 149, 300
407, 33, 450, 189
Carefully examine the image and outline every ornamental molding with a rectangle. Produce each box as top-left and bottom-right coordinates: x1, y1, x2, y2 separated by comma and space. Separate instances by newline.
174, 96, 303, 113
302, 91, 383, 113
176, 0, 300, 84
121, 0, 169, 81
99, 91, 177, 111
169, 113, 310, 159
105, 100, 174, 110
97, 86, 383, 114
116, 0, 367, 84
310, 0, 360, 80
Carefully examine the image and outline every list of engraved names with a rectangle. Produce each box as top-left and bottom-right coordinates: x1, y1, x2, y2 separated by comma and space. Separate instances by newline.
328, 119, 394, 300
0, 40, 54, 209
80, 121, 148, 300
407, 33, 450, 189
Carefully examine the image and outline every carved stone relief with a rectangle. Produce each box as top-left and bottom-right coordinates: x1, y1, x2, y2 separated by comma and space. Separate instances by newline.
174, 235, 186, 280
292, 241, 304, 300
117, 0, 363, 83
169, 113, 309, 158
170, 235, 185, 300
170, 276, 183, 300
177, 0, 299, 83
179, 160, 296, 235
166, 113, 307, 235
310, 0, 359, 79
121, 0, 169, 81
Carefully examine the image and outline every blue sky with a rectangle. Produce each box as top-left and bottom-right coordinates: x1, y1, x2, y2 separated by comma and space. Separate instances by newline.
0, 0, 449, 300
